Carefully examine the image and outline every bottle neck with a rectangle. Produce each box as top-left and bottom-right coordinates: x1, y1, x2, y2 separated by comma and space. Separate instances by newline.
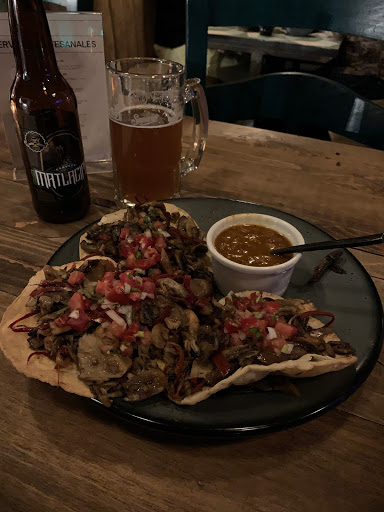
8, 0, 60, 80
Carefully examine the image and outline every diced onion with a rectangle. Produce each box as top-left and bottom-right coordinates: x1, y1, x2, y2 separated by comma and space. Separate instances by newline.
118, 305, 130, 315
69, 309, 79, 319
267, 327, 277, 340
146, 293, 155, 300
238, 330, 246, 340
90, 304, 98, 311
281, 343, 294, 354
125, 306, 133, 326
124, 283, 131, 294
159, 229, 170, 237
144, 229, 152, 239
106, 309, 126, 327
126, 236, 134, 243
101, 299, 116, 309
140, 292, 147, 300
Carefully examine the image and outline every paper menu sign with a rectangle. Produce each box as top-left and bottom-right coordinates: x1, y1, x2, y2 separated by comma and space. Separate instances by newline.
0, 12, 111, 175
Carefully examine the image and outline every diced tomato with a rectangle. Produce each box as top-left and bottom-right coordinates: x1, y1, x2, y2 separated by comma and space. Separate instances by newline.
96, 272, 116, 294
265, 315, 277, 327
145, 247, 160, 259
127, 322, 140, 335
55, 312, 69, 327
153, 220, 165, 230
275, 321, 298, 339
230, 333, 244, 346
126, 253, 137, 268
134, 250, 160, 270
102, 272, 116, 283
96, 280, 110, 295
135, 233, 152, 251
68, 291, 85, 312
233, 298, 247, 311
108, 320, 126, 339
140, 328, 152, 346
212, 350, 231, 377
269, 337, 287, 350
120, 227, 130, 240
68, 271, 85, 286
139, 217, 144, 225
153, 235, 167, 249
240, 317, 267, 336
142, 280, 156, 294
106, 284, 132, 304
250, 292, 261, 302
224, 320, 238, 334
83, 298, 92, 310
265, 301, 280, 315
197, 297, 210, 307
248, 302, 265, 312
67, 311, 89, 331
119, 272, 133, 284
120, 242, 136, 259
129, 291, 141, 301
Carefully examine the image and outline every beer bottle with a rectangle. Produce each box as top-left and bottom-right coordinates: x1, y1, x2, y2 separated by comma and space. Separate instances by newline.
8, 0, 90, 223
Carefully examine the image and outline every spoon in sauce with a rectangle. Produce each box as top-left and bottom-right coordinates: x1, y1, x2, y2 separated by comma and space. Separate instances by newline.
271, 232, 384, 255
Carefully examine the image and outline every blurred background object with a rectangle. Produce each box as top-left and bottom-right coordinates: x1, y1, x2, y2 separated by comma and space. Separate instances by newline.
2, 0, 383, 145
94, 0, 156, 62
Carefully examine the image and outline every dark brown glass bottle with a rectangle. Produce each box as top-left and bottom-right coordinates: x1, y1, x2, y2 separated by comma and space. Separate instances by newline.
8, 0, 90, 223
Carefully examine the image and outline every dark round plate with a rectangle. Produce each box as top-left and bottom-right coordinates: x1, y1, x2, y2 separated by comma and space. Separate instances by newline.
48, 198, 383, 436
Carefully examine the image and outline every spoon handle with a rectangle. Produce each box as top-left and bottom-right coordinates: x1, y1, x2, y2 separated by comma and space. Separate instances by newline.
271, 233, 384, 255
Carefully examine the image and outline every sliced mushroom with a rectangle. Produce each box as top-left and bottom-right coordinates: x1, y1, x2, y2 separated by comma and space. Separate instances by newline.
157, 278, 188, 298
160, 248, 174, 274
77, 328, 131, 383
165, 305, 186, 330
182, 310, 200, 353
189, 278, 213, 298
123, 369, 167, 401
151, 323, 169, 349
177, 215, 200, 239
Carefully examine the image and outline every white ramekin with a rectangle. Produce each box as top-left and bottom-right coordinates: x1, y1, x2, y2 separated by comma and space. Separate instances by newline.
206, 213, 304, 296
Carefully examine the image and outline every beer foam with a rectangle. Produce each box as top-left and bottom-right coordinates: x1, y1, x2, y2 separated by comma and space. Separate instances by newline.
110, 105, 182, 128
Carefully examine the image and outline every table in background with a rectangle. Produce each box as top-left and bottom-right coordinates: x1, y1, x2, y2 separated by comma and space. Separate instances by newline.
208, 27, 341, 73
0, 119, 383, 512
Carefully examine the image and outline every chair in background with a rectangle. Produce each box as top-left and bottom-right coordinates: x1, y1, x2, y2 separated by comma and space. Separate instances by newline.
186, 0, 384, 150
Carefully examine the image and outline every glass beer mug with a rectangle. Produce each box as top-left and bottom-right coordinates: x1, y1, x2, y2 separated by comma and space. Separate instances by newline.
106, 58, 208, 206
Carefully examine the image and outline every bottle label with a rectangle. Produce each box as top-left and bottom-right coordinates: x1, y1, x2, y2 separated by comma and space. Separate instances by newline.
21, 120, 87, 200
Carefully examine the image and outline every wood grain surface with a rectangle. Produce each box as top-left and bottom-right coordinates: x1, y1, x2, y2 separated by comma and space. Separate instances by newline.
93, 0, 156, 62
0, 119, 383, 512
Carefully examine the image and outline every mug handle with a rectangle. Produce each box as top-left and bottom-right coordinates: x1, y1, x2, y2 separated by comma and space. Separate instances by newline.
180, 78, 209, 176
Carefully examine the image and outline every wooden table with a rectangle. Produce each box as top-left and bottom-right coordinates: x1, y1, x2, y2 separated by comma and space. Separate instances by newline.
0, 119, 383, 512
208, 27, 341, 73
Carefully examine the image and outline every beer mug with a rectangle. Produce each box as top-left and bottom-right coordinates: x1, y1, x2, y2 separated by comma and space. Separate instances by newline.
106, 58, 208, 205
